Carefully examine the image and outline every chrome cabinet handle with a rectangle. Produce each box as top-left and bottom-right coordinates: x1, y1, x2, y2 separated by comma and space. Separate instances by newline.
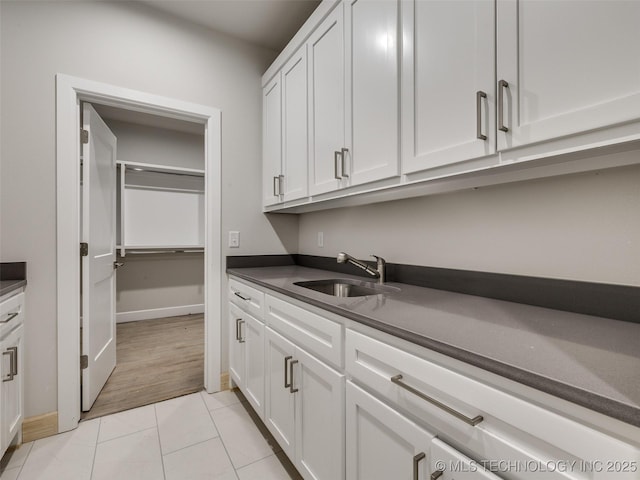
289, 359, 299, 393
273, 176, 280, 196
413, 452, 426, 480
334, 151, 342, 180
476, 91, 487, 140
238, 320, 245, 343
235, 318, 242, 341
431, 470, 444, 480
235, 318, 245, 343
2, 347, 17, 382
391, 374, 483, 426
234, 291, 251, 301
498, 79, 509, 132
0, 312, 19, 324
284, 355, 292, 388
278, 175, 284, 196
341, 148, 349, 177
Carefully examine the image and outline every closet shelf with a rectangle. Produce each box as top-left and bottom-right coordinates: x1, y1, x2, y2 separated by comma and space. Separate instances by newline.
116, 245, 204, 255
116, 160, 204, 177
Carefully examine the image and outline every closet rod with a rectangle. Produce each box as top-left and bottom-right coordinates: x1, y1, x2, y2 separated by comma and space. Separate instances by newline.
125, 166, 204, 178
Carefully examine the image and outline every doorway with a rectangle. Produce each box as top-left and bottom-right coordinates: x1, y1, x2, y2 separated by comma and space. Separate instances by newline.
56, 74, 222, 433
80, 102, 208, 420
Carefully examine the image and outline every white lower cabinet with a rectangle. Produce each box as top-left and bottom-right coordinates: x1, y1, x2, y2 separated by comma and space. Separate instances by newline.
346, 380, 434, 480
0, 291, 25, 455
228, 303, 265, 419
265, 327, 345, 480
229, 277, 640, 480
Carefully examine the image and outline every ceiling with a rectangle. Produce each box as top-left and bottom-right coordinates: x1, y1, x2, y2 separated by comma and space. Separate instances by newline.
139, 0, 322, 51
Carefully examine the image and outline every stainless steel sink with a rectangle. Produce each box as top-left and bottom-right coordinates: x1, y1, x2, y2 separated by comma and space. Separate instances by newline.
294, 279, 399, 297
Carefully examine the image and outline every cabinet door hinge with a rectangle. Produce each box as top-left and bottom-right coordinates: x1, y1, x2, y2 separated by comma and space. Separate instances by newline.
80, 355, 88, 370
80, 129, 89, 144
80, 242, 89, 257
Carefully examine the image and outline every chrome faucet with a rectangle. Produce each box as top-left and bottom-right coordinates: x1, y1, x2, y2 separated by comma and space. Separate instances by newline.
337, 252, 386, 284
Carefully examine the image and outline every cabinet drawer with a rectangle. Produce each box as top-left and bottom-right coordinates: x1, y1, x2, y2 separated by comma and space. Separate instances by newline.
346, 329, 638, 479
0, 292, 25, 338
228, 278, 264, 319
430, 438, 501, 480
265, 294, 343, 369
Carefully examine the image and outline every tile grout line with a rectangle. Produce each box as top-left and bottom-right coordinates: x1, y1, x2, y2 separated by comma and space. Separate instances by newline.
153, 404, 168, 480
12, 440, 32, 480
200, 393, 240, 479
89, 417, 103, 480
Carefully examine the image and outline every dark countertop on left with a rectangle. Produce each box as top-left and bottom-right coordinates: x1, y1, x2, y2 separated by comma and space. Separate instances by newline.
0, 262, 27, 297
0, 280, 27, 297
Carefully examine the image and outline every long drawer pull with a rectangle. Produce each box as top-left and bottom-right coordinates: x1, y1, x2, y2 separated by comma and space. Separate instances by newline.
0, 312, 19, 324
413, 452, 426, 480
234, 291, 251, 302
390, 374, 483, 426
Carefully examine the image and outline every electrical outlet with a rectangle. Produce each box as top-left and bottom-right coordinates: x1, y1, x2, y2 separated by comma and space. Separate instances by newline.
229, 231, 240, 248
317, 231, 324, 248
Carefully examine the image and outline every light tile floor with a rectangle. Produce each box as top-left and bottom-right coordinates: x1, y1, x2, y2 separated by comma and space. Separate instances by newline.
0, 390, 302, 480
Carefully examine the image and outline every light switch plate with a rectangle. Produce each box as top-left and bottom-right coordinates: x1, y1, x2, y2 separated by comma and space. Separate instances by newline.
229, 231, 240, 248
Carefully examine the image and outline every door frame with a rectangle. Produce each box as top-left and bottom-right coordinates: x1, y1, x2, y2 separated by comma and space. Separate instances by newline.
56, 74, 222, 433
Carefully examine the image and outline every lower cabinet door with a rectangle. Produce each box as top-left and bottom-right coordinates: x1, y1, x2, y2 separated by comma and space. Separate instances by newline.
346, 381, 434, 480
228, 303, 245, 388
294, 347, 345, 480
1, 324, 24, 449
243, 313, 265, 419
264, 328, 296, 460
430, 438, 502, 480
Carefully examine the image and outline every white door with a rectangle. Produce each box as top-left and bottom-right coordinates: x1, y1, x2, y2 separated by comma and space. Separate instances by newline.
308, 4, 346, 195
346, 381, 434, 480
263, 73, 283, 206
81, 103, 117, 411
282, 45, 309, 203
497, 0, 640, 150
264, 328, 296, 460
402, 0, 495, 174
294, 346, 345, 480
345, 0, 400, 186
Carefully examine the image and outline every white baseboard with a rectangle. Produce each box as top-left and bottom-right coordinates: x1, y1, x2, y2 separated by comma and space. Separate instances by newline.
116, 304, 204, 323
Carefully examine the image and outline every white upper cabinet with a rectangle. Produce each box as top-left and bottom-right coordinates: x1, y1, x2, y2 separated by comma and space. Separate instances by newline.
282, 46, 309, 202
402, 0, 496, 174
308, 5, 346, 196
496, 0, 640, 150
262, 73, 283, 206
309, 0, 401, 195
345, 0, 400, 186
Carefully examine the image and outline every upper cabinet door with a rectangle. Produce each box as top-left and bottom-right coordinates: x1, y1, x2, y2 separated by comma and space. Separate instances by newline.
263, 73, 283, 207
497, 0, 640, 150
282, 46, 309, 203
403, 0, 496, 175
309, 5, 346, 196
345, 0, 400, 186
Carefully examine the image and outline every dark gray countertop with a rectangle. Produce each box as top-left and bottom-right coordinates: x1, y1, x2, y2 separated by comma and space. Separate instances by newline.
228, 265, 640, 428
0, 280, 26, 298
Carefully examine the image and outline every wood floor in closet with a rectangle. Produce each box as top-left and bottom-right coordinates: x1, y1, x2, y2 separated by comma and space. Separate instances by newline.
81, 314, 204, 421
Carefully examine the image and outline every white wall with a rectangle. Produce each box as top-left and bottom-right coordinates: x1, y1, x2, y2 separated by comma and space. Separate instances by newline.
105, 119, 205, 315
107, 119, 204, 169
0, 1, 298, 418
299, 163, 640, 286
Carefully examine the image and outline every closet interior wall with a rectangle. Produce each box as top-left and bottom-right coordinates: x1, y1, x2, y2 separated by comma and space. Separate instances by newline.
102, 116, 206, 322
